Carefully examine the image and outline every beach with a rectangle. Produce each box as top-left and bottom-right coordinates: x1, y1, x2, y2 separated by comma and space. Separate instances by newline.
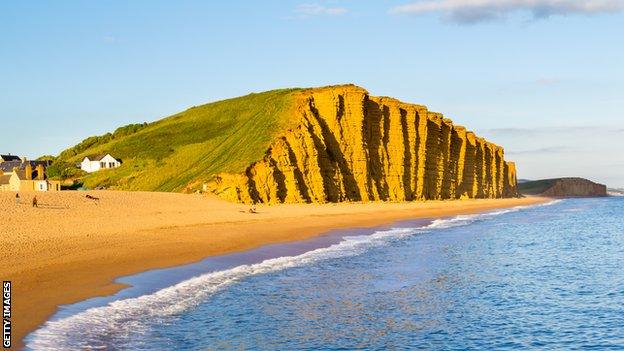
0, 191, 548, 349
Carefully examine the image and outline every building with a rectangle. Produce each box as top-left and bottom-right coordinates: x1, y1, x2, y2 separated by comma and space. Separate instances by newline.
0, 155, 59, 191
0, 164, 61, 191
80, 154, 121, 173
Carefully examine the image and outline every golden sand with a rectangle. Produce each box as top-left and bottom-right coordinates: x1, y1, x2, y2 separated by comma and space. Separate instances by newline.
0, 191, 549, 349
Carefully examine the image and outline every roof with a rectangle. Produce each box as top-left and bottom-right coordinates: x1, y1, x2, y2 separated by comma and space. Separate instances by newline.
84, 153, 110, 161
0, 154, 21, 162
0, 161, 21, 172
10, 169, 45, 181
0, 160, 51, 172
12, 170, 26, 180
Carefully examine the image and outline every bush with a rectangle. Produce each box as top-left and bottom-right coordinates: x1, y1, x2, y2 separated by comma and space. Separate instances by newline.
36, 155, 56, 161
46, 161, 85, 180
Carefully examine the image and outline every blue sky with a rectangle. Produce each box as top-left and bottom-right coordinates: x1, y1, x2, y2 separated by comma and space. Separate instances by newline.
1, 1, 623, 187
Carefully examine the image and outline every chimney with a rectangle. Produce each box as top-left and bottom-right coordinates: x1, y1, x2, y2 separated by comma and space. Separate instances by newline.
21, 156, 27, 162
36, 164, 45, 180
25, 164, 33, 180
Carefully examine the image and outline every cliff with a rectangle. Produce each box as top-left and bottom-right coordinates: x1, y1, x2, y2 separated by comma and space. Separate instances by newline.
208, 85, 518, 203
57, 84, 518, 201
518, 178, 607, 197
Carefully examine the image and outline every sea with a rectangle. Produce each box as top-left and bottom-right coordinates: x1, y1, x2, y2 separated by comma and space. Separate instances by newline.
25, 197, 624, 350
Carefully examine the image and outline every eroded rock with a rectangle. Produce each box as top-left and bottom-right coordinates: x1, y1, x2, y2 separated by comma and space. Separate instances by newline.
208, 85, 518, 203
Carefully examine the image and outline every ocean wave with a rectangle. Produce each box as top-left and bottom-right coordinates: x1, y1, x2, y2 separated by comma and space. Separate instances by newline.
25, 200, 560, 350
535, 199, 563, 206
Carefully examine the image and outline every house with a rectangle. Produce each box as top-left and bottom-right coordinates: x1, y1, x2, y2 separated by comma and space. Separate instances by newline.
0, 164, 61, 191
80, 154, 121, 173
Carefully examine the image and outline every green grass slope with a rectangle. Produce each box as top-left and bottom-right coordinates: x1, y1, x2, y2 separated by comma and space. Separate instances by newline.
517, 179, 558, 195
57, 88, 302, 192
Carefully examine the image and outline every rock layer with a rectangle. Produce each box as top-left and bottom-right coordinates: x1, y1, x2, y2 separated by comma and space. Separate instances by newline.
208, 85, 518, 203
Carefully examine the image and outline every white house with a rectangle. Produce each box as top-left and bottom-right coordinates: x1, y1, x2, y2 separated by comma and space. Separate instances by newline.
81, 154, 121, 173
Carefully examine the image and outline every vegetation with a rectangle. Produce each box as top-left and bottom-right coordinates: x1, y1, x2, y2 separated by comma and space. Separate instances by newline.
61, 181, 84, 190
58, 123, 149, 160
36, 155, 56, 161
518, 179, 558, 195
46, 161, 85, 180
56, 88, 302, 191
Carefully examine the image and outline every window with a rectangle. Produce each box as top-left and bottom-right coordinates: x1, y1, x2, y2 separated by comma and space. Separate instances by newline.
101, 162, 106, 168
109, 162, 115, 168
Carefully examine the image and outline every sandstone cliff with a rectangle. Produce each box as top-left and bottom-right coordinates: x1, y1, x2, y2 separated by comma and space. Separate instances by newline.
208, 85, 518, 204
519, 178, 607, 197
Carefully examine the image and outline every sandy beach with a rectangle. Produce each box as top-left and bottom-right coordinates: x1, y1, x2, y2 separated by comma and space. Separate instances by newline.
0, 191, 548, 349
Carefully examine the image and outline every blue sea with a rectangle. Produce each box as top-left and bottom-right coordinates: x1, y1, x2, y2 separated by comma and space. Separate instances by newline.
26, 197, 624, 350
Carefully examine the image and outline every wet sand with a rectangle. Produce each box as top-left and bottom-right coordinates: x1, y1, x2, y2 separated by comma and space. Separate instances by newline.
0, 191, 549, 349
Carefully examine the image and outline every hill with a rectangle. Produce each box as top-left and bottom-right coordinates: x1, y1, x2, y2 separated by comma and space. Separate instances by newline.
56, 84, 518, 203
518, 178, 607, 197
56, 88, 302, 192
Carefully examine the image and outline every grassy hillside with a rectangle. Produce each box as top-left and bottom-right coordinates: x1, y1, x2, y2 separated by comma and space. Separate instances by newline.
517, 179, 558, 195
57, 88, 302, 192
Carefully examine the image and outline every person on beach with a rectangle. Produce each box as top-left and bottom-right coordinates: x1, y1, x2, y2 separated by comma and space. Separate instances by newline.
15, 193, 20, 205
32, 195, 38, 208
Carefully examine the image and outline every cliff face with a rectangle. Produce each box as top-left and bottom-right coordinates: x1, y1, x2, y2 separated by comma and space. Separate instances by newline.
208, 85, 518, 204
521, 178, 607, 197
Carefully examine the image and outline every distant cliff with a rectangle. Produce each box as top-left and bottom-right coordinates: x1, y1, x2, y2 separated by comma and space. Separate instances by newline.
209, 85, 518, 203
518, 178, 607, 197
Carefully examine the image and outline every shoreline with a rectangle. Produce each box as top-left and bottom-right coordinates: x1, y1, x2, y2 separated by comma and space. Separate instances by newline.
0, 191, 549, 349
36, 216, 435, 327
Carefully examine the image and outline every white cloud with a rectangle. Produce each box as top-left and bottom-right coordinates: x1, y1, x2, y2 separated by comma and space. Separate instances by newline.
389, 0, 624, 24
295, 4, 348, 17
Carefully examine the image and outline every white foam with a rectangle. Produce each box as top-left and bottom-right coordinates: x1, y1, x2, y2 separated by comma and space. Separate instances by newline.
25, 199, 560, 350
535, 199, 562, 207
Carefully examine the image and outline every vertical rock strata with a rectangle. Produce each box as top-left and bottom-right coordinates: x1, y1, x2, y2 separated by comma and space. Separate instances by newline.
209, 85, 518, 203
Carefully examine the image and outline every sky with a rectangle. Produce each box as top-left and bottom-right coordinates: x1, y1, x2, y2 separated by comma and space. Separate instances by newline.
1, 0, 623, 187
